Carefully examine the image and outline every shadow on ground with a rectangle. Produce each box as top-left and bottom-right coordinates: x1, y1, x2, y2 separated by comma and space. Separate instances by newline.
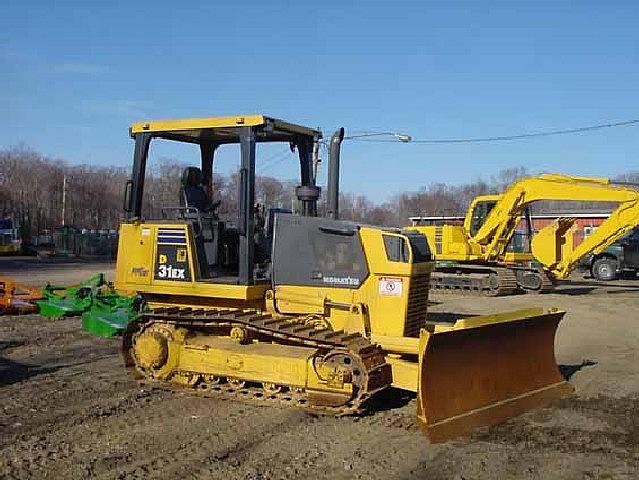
0, 340, 115, 386
559, 359, 597, 380
556, 279, 639, 296
0, 357, 63, 385
364, 387, 416, 414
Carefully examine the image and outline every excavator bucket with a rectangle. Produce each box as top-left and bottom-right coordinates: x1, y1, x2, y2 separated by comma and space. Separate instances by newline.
417, 308, 573, 443
531, 217, 576, 273
0, 276, 42, 314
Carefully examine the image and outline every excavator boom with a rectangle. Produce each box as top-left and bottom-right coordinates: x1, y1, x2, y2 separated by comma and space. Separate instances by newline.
470, 174, 637, 260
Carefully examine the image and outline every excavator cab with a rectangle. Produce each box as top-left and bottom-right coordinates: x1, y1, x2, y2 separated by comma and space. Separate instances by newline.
466, 197, 498, 237
466, 195, 535, 263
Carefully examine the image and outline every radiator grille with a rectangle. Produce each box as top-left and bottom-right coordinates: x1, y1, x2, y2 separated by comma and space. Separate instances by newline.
404, 273, 431, 337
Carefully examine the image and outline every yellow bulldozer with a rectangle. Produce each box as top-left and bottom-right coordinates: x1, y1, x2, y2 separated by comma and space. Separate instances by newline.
411, 174, 639, 296
115, 115, 571, 442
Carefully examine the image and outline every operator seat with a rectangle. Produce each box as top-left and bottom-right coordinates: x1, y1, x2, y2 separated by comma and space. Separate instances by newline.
179, 166, 223, 277
181, 167, 210, 212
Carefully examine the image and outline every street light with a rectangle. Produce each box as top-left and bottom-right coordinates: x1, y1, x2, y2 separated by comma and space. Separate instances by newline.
344, 131, 413, 143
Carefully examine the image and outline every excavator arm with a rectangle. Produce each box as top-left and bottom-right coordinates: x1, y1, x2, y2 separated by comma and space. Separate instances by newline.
532, 198, 639, 278
468, 174, 638, 261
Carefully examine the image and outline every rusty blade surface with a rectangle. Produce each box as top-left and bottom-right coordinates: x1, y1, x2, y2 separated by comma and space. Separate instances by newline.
417, 308, 573, 443
0, 276, 42, 314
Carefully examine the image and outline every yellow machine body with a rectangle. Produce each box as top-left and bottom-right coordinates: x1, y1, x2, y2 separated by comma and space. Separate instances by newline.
118, 216, 571, 441
117, 115, 573, 442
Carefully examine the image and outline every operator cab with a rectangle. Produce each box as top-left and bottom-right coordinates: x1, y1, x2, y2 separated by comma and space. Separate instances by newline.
122, 115, 322, 286
466, 196, 534, 250
466, 198, 498, 237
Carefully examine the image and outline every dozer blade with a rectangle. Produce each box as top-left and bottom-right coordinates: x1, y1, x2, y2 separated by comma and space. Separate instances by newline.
417, 308, 573, 443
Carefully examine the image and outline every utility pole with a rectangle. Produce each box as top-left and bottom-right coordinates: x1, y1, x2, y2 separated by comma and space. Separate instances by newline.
61, 175, 67, 226
311, 141, 320, 183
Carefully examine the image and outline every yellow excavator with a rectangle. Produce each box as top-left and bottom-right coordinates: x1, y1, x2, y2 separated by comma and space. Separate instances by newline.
115, 115, 571, 442
410, 174, 639, 296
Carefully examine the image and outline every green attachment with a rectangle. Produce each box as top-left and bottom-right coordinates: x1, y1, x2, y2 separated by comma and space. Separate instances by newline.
81, 291, 141, 337
37, 273, 108, 318
82, 307, 136, 337
35, 272, 141, 336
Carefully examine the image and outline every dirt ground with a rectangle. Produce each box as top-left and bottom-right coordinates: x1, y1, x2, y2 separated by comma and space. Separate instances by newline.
1, 258, 638, 479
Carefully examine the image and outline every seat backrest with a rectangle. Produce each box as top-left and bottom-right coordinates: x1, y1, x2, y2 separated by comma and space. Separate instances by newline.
180, 167, 207, 209
181, 166, 204, 188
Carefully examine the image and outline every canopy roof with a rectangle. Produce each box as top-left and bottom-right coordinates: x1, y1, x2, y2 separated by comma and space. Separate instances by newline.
129, 114, 322, 144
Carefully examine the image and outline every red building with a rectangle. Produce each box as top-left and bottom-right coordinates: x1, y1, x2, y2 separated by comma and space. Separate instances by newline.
409, 212, 610, 248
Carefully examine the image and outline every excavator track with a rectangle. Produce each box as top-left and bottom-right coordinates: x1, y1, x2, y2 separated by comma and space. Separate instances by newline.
430, 265, 519, 296
122, 306, 392, 416
518, 268, 556, 294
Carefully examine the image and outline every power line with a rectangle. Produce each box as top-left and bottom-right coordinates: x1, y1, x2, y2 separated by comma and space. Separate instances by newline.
347, 118, 639, 144
256, 149, 293, 174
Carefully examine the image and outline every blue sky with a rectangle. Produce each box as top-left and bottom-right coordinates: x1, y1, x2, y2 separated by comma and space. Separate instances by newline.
1, 1, 638, 201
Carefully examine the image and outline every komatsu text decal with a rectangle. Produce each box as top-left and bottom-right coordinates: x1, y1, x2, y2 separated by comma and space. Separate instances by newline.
321, 275, 360, 286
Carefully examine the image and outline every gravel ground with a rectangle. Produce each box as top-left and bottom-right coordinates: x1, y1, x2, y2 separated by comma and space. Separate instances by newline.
1, 260, 638, 479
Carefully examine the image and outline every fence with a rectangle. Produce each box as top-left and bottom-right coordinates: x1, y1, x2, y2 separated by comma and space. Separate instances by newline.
32, 229, 118, 258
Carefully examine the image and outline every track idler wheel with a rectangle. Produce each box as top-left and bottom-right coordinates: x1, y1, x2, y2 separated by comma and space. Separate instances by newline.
308, 350, 365, 408
135, 332, 168, 370
131, 323, 176, 377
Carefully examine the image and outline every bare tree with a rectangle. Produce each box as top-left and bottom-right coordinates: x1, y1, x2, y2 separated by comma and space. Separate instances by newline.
1, 147, 636, 238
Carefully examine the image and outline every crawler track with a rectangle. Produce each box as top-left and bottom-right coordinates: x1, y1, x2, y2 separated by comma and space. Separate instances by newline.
430, 265, 556, 296
122, 307, 392, 416
430, 266, 519, 296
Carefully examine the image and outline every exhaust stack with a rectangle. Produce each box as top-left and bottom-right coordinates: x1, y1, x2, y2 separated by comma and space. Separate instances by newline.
326, 127, 345, 220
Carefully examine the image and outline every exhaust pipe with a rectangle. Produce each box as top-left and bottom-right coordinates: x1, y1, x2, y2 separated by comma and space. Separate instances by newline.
326, 127, 345, 220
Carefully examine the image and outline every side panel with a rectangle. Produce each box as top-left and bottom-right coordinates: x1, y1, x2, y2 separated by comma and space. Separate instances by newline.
410, 225, 479, 260
360, 228, 433, 338
153, 227, 193, 282
115, 222, 267, 303
116, 223, 156, 288
271, 214, 369, 289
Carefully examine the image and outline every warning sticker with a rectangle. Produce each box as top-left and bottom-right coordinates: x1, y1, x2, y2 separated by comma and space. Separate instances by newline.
379, 277, 403, 296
